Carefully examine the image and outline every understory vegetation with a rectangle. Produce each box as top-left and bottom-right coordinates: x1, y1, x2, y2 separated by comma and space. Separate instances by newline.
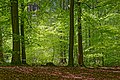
0, 0, 120, 67
0, 0, 120, 79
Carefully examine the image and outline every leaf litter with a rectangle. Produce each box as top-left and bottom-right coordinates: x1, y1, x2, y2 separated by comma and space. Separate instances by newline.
0, 66, 120, 80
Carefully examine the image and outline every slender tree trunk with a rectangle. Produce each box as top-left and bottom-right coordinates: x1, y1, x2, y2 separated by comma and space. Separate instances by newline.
59, 37, 67, 65
59, 0, 67, 66
0, 27, 4, 63
60, 0, 63, 8
68, 0, 74, 67
21, 1, 26, 64
0, 4, 4, 64
10, 0, 21, 65
78, 0, 84, 66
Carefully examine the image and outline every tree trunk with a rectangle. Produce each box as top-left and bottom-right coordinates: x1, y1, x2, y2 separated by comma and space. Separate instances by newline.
68, 0, 74, 67
10, 0, 21, 65
0, 27, 4, 63
77, 1, 84, 66
59, 0, 67, 66
21, 1, 26, 64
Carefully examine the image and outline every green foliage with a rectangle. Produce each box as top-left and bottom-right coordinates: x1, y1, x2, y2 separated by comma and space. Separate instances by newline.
0, 0, 120, 66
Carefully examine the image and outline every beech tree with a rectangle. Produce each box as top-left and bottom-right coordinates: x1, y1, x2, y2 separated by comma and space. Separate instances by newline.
0, 2, 4, 64
59, 0, 69, 65
10, 0, 21, 65
0, 0, 119, 66
20, 0, 26, 64
68, 0, 74, 67
0, 27, 4, 63
77, 0, 84, 66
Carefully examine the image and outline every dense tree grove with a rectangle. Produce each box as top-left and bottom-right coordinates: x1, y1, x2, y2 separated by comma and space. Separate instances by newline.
0, 0, 120, 67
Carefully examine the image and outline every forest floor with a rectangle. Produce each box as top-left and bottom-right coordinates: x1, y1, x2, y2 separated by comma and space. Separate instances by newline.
0, 66, 120, 80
